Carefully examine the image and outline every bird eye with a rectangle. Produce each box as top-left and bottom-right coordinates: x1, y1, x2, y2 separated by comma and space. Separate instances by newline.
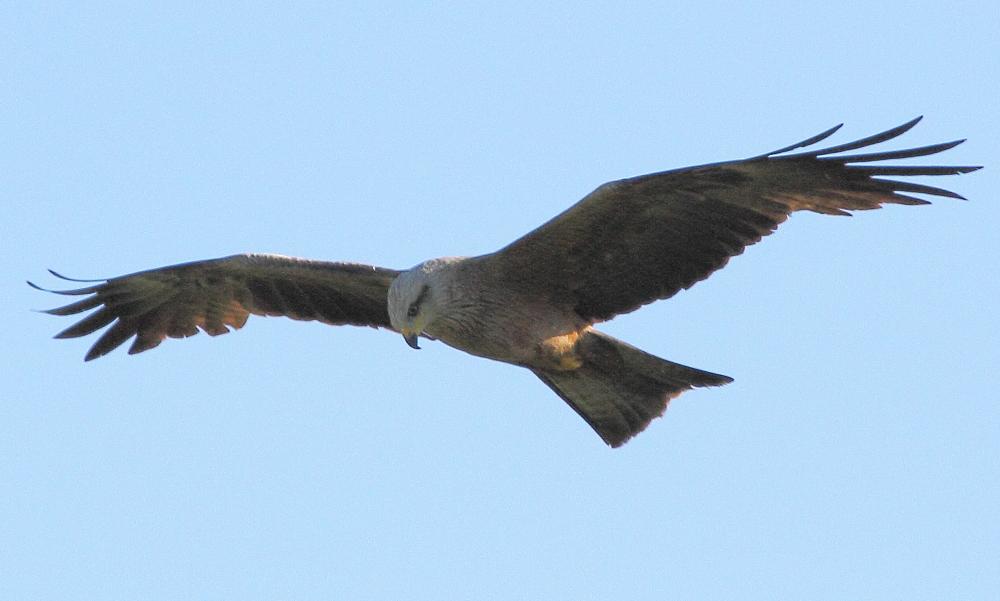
406, 303, 419, 318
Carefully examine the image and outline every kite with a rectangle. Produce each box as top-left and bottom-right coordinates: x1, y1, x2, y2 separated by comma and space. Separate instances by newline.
31, 117, 980, 447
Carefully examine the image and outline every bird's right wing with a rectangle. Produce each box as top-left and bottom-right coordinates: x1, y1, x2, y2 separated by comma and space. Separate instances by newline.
30, 253, 401, 360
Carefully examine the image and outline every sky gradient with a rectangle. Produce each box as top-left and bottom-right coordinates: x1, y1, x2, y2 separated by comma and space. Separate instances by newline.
3, 3, 998, 600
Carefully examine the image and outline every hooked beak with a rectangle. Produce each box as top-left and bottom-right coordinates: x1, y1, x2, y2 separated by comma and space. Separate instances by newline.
403, 331, 421, 350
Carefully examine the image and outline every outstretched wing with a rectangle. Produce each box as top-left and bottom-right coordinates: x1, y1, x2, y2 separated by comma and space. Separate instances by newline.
490, 117, 981, 323
31, 253, 401, 360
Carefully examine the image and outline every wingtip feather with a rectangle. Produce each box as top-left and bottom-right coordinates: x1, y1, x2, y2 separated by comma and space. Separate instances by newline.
48, 269, 105, 282
758, 122, 843, 158
28, 277, 102, 296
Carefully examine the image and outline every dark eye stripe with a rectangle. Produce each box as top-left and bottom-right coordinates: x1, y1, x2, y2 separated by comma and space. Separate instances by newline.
407, 284, 430, 318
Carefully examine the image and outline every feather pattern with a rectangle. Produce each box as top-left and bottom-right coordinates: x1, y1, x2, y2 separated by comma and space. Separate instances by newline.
491, 117, 981, 323
30, 254, 400, 360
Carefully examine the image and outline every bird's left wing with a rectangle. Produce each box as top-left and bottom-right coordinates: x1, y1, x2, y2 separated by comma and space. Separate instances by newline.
31, 253, 401, 360
487, 117, 980, 323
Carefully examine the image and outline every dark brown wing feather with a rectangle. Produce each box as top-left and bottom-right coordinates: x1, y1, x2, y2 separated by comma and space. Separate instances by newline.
30, 253, 401, 361
489, 117, 981, 323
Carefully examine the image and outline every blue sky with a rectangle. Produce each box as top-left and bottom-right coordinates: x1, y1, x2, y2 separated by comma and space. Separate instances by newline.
3, 2, 998, 600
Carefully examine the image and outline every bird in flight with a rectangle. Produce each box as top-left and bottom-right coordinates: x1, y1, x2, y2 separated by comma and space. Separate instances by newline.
32, 117, 980, 447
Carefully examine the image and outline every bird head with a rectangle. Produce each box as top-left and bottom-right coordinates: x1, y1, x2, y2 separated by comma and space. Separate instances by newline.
387, 264, 438, 349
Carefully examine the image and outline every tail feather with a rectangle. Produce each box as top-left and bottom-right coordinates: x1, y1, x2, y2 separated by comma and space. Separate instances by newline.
534, 330, 731, 447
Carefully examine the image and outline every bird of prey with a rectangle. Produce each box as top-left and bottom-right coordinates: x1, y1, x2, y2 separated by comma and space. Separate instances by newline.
31, 117, 980, 447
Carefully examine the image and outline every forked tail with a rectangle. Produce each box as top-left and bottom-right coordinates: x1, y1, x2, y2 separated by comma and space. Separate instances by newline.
533, 330, 732, 447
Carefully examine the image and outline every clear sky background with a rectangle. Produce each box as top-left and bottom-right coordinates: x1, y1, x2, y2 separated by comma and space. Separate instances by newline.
3, 3, 997, 600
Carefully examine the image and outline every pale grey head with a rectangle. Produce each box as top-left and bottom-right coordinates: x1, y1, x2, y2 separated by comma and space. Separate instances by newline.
387, 257, 463, 349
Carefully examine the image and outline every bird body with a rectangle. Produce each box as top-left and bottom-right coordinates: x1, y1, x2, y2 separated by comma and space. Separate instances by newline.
33, 118, 980, 447
389, 256, 591, 368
